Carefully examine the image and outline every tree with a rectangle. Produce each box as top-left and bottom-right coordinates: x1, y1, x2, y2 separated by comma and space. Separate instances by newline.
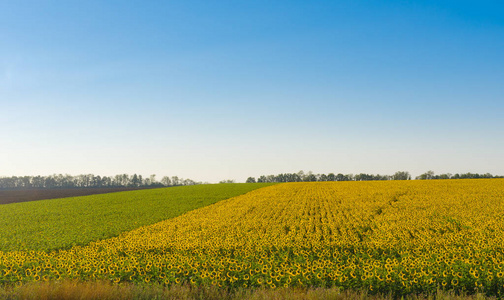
171, 176, 180, 186
392, 171, 411, 180
246, 177, 256, 183
266, 175, 275, 183
131, 174, 140, 187
149, 174, 157, 186
335, 173, 346, 181
327, 173, 336, 181
93, 175, 102, 187
290, 173, 302, 182
257, 175, 267, 183
304, 172, 317, 182
275, 174, 287, 182
183, 179, 196, 185
102, 176, 112, 187
416, 170, 434, 180
161, 176, 172, 186
44, 176, 56, 188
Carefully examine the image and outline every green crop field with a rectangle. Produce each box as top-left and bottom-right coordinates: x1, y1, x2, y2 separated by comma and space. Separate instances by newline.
0, 183, 275, 252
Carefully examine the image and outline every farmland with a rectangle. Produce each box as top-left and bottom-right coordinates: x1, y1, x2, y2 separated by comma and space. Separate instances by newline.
0, 187, 150, 205
0, 183, 275, 252
1, 179, 504, 297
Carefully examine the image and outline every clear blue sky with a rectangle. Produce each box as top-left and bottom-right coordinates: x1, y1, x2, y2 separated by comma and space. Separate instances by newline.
1, 1, 503, 183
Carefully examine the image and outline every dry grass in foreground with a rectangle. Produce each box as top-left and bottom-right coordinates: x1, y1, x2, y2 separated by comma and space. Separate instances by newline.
0, 281, 498, 300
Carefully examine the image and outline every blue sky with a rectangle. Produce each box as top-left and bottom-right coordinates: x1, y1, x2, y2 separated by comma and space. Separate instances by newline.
1, 1, 503, 182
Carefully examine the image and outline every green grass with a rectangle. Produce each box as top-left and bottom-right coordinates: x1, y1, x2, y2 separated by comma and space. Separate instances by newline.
0, 183, 275, 252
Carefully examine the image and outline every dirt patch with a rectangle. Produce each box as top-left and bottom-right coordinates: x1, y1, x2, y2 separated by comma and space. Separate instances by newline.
0, 187, 150, 205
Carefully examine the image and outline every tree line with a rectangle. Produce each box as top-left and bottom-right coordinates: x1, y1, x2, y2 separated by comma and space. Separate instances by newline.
245, 170, 502, 183
1, 170, 501, 189
414, 170, 503, 180
245, 171, 411, 183
0, 174, 202, 190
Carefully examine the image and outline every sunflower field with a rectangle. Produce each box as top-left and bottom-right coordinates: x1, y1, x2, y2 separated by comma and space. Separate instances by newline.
1, 179, 504, 296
